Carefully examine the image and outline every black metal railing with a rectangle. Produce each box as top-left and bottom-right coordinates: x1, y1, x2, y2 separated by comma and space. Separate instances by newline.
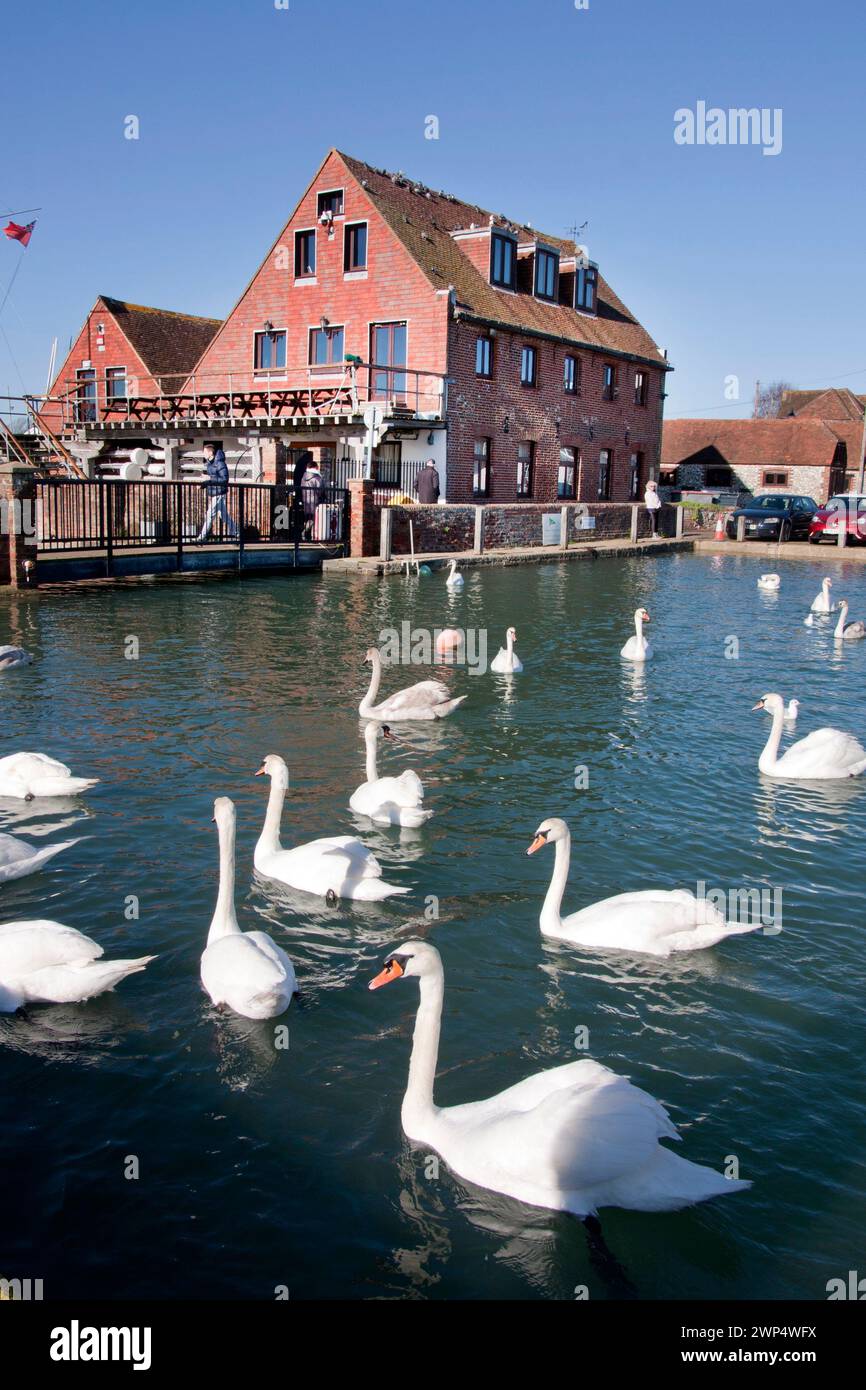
35, 479, 348, 556
325, 456, 424, 506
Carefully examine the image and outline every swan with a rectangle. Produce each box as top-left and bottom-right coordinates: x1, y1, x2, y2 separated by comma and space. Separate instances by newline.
0, 832, 80, 885
0, 646, 32, 670
359, 647, 466, 721
369, 939, 750, 1218
834, 600, 866, 641
0, 753, 98, 800
757, 573, 780, 590
753, 693, 866, 779
201, 797, 296, 1019
811, 576, 838, 613
0, 920, 154, 1012
784, 699, 799, 722
527, 818, 759, 956
254, 754, 407, 901
490, 626, 523, 674
349, 724, 432, 828
445, 559, 464, 588
620, 607, 653, 662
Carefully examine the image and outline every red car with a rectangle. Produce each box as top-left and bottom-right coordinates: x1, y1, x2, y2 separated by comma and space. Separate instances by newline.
809, 494, 866, 545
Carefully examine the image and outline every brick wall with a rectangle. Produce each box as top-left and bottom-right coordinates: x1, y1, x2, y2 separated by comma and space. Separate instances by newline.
41, 300, 153, 434
189, 151, 449, 397
445, 317, 664, 505
365, 500, 680, 556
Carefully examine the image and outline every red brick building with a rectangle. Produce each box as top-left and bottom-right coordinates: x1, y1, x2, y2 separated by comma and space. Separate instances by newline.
44, 150, 670, 502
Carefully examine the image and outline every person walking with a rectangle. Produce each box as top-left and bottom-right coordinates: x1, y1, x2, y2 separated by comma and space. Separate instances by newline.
416, 457, 440, 504
644, 478, 662, 538
197, 443, 237, 541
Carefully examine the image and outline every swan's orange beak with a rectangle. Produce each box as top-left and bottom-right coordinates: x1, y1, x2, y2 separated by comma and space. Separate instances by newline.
254, 764, 266, 776
752, 700, 765, 711
527, 833, 547, 855
369, 958, 404, 990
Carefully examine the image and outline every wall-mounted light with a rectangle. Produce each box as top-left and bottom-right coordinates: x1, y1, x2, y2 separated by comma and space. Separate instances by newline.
554, 416, 561, 436
263, 319, 274, 333
503, 416, 510, 434
426, 431, 435, 446
319, 316, 330, 332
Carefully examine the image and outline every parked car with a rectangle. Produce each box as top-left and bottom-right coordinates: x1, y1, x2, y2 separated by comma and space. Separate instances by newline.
726, 493, 818, 541
809, 494, 866, 545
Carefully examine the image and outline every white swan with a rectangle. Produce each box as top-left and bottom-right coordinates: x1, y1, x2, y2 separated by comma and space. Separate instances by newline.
620, 607, 653, 662
0, 920, 154, 1012
0, 753, 98, 800
0, 832, 80, 885
490, 626, 523, 674
0, 646, 32, 670
811, 576, 838, 613
757, 573, 780, 590
784, 699, 799, 722
834, 600, 866, 641
754, 692, 866, 779
254, 754, 407, 901
349, 724, 432, 828
359, 647, 466, 721
527, 818, 759, 956
369, 939, 750, 1217
201, 797, 296, 1019
445, 559, 464, 589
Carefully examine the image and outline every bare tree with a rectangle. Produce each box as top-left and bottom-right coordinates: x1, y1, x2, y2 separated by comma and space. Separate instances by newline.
753, 380, 794, 418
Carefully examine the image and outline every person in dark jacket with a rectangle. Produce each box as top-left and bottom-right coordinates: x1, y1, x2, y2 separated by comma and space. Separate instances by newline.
301, 461, 324, 538
416, 458, 440, 504
197, 443, 237, 541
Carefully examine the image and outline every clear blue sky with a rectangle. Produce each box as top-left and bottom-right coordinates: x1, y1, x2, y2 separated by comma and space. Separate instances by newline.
1, 0, 863, 418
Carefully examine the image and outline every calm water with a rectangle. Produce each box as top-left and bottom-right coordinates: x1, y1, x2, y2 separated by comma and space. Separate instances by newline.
1, 552, 865, 1301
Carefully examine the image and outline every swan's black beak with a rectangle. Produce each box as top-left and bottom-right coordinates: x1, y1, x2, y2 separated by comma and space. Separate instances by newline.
752, 700, 765, 711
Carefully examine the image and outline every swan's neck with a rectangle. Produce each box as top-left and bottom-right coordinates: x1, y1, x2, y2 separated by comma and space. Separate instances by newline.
365, 734, 379, 782
506, 630, 514, 655
835, 605, 848, 638
258, 776, 286, 856
207, 818, 240, 943
635, 612, 644, 641
402, 968, 443, 1134
758, 705, 786, 773
540, 832, 571, 933
360, 655, 381, 714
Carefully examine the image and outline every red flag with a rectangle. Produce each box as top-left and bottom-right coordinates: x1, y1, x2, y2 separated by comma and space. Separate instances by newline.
4, 220, 36, 247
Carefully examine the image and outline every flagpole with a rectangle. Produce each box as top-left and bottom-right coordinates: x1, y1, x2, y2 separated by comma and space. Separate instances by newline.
0, 253, 25, 321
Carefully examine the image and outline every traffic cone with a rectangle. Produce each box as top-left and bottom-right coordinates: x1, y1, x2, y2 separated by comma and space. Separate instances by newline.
715, 511, 726, 540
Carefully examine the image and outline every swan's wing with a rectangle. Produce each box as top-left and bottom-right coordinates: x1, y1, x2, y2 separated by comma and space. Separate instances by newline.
562, 890, 725, 948
0, 833, 33, 868
453, 1062, 678, 1193
269, 834, 383, 884
779, 727, 866, 775
378, 679, 451, 714
0, 920, 103, 975
0, 752, 73, 780
244, 931, 297, 985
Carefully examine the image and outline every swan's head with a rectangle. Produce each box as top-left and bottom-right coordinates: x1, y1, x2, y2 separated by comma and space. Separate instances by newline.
506, 626, 517, 642
823, 577, 833, 589
839, 598, 849, 611
527, 816, 570, 855
364, 721, 395, 744
212, 795, 236, 826
635, 607, 650, 623
255, 754, 289, 788
787, 699, 800, 715
368, 939, 440, 989
363, 646, 381, 666
752, 693, 784, 716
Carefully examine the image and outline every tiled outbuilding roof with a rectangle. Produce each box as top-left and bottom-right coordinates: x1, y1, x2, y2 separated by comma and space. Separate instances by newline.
337, 152, 667, 368
662, 417, 845, 470
777, 387, 866, 420
99, 296, 221, 382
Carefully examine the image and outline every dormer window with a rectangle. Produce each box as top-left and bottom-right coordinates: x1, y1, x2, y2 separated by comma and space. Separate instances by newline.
490, 232, 517, 290
534, 247, 559, 301
576, 265, 597, 313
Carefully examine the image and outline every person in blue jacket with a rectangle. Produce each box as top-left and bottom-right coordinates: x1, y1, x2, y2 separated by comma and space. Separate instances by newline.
197, 443, 238, 541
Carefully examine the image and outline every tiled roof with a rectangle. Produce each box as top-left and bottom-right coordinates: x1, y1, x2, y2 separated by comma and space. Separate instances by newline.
778, 387, 866, 420
99, 296, 221, 382
337, 152, 667, 367
662, 417, 844, 470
